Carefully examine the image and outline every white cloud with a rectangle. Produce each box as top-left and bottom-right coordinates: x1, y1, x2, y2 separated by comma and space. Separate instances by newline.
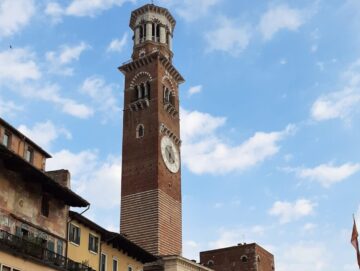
45, 2, 64, 23
46, 0, 135, 19
187, 85, 203, 97
311, 58, 360, 122
107, 33, 128, 53
20, 83, 94, 119
18, 121, 71, 150
277, 242, 329, 271
205, 17, 251, 56
0, 98, 23, 117
0, 48, 41, 83
0, 47, 93, 119
80, 76, 121, 120
295, 163, 360, 188
269, 199, 316, 224
0, 0, 35, 37
183, 240, 200, 261
45, 42, 89, 76
159, 0, 219, 22
181, 108, 226, 142
181, 108, 295, 174
208, 226, 267, 250
258, 5, 305, 41
47, 150, 121, 208
303, 223, 317, 232
311, 89, 360, 121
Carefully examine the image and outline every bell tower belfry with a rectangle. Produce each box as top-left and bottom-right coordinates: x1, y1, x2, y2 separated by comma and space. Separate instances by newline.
119, 4, 184, 256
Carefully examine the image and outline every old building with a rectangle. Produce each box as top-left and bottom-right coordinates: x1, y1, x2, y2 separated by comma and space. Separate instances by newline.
68, 211, 157, 271
119, 4, 184, 256
0, 118, 93, 271
200, 243, 275, 271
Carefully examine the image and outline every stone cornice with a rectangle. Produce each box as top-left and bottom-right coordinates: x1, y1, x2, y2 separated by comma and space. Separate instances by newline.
130, 4, 176, 30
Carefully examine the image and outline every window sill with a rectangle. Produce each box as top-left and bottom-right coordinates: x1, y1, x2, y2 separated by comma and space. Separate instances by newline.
70, 241, 80, 247
89, 250, 98, 255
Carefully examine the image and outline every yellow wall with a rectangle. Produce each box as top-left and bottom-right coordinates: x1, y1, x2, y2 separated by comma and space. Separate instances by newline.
67, 221, 100, 271
0, 251, 58, 271
101, 242, 144, 271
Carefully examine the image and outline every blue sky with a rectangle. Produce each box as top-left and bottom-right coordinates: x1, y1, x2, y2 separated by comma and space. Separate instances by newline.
1, 0, 360, 270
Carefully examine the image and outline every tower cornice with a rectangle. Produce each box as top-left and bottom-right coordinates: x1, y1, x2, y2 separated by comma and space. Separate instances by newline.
130, 4, 176, 31
118, 52, 185, 84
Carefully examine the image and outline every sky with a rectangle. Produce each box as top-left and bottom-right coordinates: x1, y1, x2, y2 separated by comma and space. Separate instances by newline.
0, 0, 360, 270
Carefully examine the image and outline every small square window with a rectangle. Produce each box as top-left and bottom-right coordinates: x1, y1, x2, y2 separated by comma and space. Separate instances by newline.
69, 223, 80, 245
2, 266, 11, 271
88, 234, 99, 253
25, 147, 34, 163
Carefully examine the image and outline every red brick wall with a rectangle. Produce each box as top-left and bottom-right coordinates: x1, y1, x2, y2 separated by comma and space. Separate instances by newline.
120, 54, 182, 256
200, 244, 275, 271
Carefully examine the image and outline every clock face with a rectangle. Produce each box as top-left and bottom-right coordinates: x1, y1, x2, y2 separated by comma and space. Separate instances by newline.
161, 136, 180, 173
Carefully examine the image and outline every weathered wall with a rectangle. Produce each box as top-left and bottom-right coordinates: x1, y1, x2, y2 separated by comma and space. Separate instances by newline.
67, 221, 100, 271
0, 162, 68, 240
0, 124, 46, 170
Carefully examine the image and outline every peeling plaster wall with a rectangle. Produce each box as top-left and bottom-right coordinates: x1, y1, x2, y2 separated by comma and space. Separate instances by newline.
0, 161, 68, 243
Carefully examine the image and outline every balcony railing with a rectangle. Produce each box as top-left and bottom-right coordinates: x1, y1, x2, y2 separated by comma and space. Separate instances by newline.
0, 230, 95, 271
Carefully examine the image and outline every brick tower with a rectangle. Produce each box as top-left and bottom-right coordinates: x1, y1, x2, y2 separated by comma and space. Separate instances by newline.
119, 4, 184, 256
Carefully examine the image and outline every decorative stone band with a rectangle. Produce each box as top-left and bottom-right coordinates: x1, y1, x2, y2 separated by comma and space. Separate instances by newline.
163, 103, 178, 118
128, 98, 150, 111
159, 123, 181, 145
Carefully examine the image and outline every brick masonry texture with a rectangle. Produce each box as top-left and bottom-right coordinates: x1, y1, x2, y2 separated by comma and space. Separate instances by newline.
200, 243, 275, 271
121, 189, 182, 256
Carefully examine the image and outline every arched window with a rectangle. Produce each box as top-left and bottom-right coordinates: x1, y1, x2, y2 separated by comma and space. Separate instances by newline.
256, 255, 261, 262
140, 83, 146, 99
136, 124, 144, 138
207, 260, 214, 267
241, 255, 248, 263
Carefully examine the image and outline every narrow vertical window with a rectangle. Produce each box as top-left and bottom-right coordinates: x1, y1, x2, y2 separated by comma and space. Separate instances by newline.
136, 124, 144, 139
146, 81, 151, 99
101, 254, 107, 271
139, 26, 143, 41
113, 258, 118, 271
156, 24, 160, 41
69, 223, 80, 245
2, 131, 11, 148
41, 195, 49, 217
140, 83, 145, 99
57, 240, 64, 256
25, 146, 34, 163
88, 234, 99, 253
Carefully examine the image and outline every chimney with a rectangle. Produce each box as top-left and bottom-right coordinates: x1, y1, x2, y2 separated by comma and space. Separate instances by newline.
46, 169, 71, 188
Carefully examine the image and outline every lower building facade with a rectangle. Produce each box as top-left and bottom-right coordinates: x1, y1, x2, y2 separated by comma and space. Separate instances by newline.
200, 243, 275, 271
